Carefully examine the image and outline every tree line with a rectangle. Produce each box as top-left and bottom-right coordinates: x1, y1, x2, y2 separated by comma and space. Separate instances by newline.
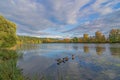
19, 29, 119, 43
40, 29, 120, 43
17, 36, 42, 45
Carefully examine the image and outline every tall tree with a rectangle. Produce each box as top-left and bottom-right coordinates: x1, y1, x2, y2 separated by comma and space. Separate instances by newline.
109, 29, 120, 43
83, 34, 89, 42
95, 31, 106, 42
0, 15, 17, 48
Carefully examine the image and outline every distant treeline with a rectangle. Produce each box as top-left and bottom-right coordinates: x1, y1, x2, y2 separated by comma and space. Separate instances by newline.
0, 15, 120, 48
17, 36, 60, 44
55, 29, 120, 43
18, 36, 42, 44
18, 29, 120, 43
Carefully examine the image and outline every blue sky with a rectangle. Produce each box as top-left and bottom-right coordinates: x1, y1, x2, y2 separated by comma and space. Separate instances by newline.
0, 0, 120, 38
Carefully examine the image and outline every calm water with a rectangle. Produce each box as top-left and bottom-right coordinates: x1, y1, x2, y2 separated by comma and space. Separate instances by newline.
17, 43, 120, 80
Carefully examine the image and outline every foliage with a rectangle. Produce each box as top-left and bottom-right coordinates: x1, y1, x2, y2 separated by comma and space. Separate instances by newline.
0, 15, 17, 48
0, 50, 25, 80
0, 49, 18, 61
72, 37, 79, 43
41, 29, 119, 43
18, 36, 42, 44
95, 31, 106, 43
109, 29, 120, 43
0, 60, 25, 80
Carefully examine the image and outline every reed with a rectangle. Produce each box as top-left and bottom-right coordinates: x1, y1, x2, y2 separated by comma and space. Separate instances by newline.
0, 50, 25, 80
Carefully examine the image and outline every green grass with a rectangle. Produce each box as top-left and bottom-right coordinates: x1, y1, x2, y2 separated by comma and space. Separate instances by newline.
0, 49, 25, 80
0, 50, 18, 61
0, 59, 25, 80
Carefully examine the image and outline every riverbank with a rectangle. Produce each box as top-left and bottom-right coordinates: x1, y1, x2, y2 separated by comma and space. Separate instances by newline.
0, 49, 25, 80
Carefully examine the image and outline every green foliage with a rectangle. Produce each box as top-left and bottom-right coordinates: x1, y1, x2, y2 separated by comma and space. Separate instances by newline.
0, 60, 24, 80
0, 50, 25, 80
109, 29, 120, 43
0, 15, 17, 48
0, 50, 18, 61
18, 36, 42, 44
72, 37, 79, 43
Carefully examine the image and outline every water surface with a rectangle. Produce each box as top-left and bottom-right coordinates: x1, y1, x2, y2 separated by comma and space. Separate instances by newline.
17, 43, 120, 80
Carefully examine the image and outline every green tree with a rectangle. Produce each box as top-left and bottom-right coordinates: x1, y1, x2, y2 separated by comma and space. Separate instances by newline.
72, 37, 79, 42
0, 15, 17, 48
109, 29, 120, 43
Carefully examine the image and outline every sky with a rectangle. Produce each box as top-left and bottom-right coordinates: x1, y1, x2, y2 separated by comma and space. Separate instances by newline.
0, 0, 120, 38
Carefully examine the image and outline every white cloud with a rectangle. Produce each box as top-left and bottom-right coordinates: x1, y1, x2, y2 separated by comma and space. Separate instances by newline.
64, 10, 120, 37
0, 0, 90, 32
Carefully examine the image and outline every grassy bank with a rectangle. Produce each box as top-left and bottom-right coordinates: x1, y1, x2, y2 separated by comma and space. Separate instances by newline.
0, 49, 25, 80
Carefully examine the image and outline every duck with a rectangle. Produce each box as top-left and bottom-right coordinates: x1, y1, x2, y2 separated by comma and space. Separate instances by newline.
72, 55, 75, 60
56, 58, 62, 63
64, 57, 69, 61
62, 58, 65, 63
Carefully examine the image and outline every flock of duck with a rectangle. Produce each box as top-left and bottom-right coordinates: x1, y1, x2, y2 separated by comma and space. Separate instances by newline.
55, 55, 75, 65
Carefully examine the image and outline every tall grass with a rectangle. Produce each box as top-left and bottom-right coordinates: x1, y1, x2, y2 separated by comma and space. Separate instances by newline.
0, 59, 25, 80
0, 49, 25, 80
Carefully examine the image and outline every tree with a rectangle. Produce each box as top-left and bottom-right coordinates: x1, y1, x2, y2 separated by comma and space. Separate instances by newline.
0, 15, 17, 48
95, 31, 106, 42
83, 34, 89, 42
63, 38, 70, 43
72, 37, 79, 42
109, 29, 120, 43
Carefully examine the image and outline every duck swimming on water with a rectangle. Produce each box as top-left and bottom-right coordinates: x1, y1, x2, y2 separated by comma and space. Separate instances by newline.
72, 55, 75, 60
64, 57, 69, 61
56, 58, 62, 63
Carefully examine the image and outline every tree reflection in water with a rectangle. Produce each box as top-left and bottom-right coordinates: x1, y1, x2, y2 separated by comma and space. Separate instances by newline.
110, 47, 120, 58
83, 44, 106, 55
83, 45, 89, 53
96, 45, 106, 55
